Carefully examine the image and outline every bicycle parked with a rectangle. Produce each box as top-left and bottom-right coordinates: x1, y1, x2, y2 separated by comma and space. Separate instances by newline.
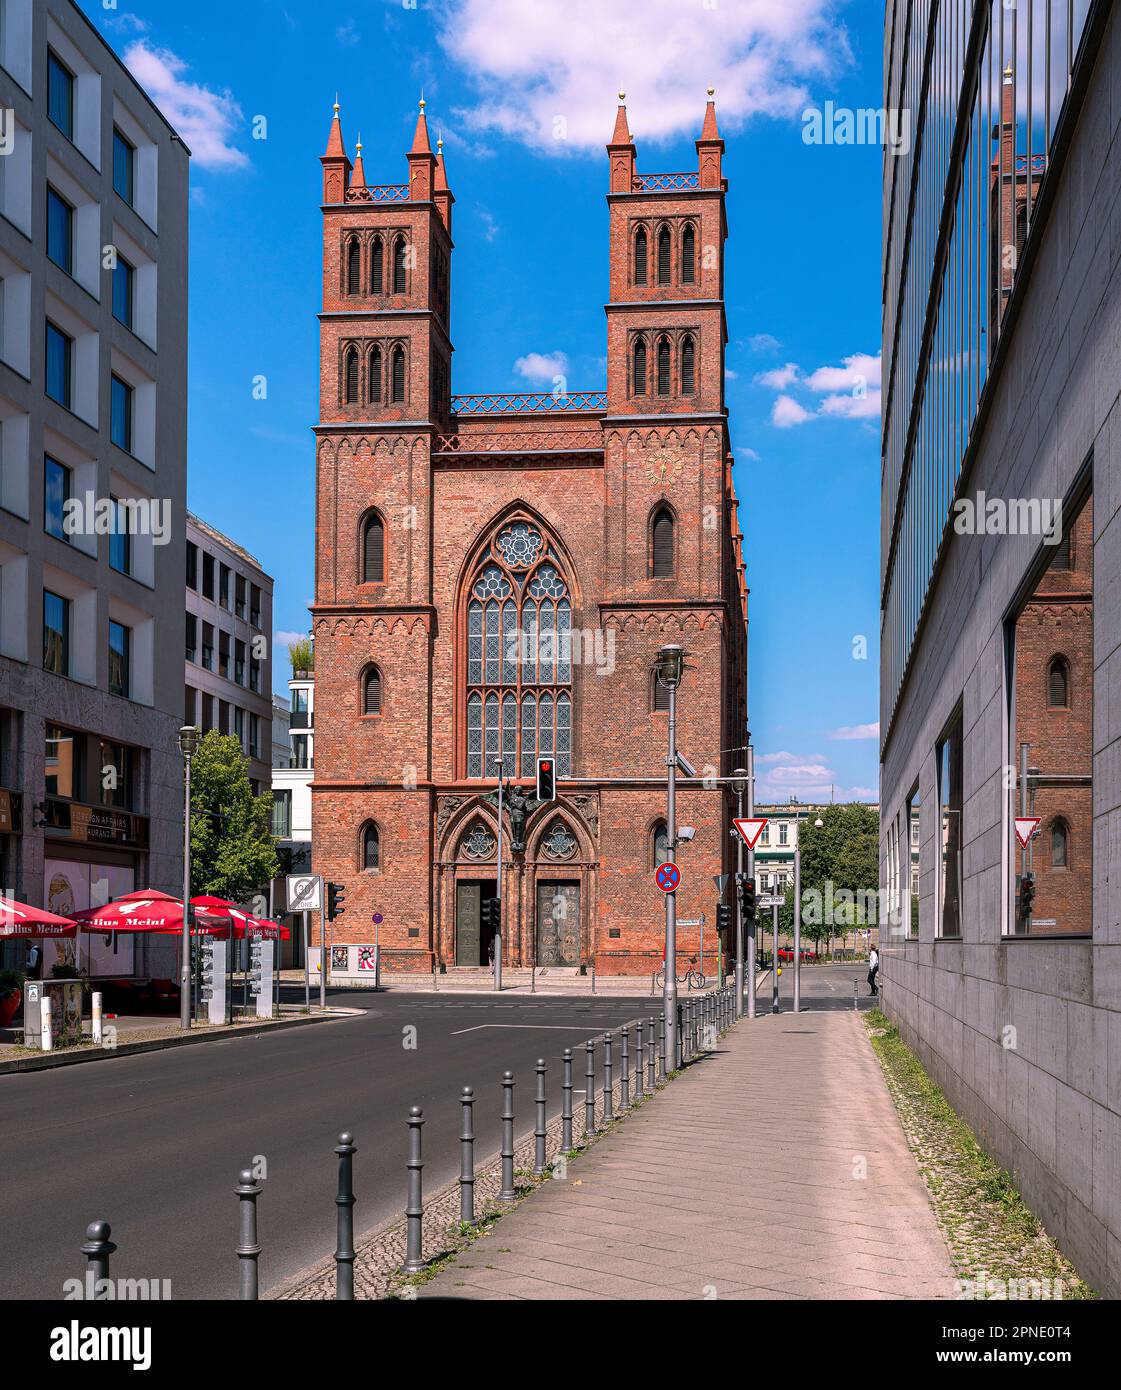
654, 955, 705, 990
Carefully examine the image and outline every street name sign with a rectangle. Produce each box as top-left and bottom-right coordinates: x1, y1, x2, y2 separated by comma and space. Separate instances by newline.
732, 817, 768, 850
758, 895, 784, 908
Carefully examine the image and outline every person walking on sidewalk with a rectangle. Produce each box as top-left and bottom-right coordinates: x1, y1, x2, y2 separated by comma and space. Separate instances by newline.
867, 946, 880, 997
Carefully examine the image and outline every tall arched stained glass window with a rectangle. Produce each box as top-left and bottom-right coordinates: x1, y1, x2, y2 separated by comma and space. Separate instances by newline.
464, 520, 573, 780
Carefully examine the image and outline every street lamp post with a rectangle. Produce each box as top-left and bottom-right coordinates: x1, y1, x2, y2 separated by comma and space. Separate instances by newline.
732, 767, 747, 1019
177, 725, 201, 1032
655, 643, 684, 1070
493, 756, 504, 992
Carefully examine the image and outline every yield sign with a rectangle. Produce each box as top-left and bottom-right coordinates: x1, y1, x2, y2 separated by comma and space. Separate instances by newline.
1014, 816, 1041, 848
732, 817, 768, 850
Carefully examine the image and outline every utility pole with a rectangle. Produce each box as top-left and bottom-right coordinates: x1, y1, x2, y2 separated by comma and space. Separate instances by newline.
493, 757, 504, 992
655, 644, 684, 1069
793, 845, 802, 1013
746, 742, 756, 1019
732, 767, 747, 1018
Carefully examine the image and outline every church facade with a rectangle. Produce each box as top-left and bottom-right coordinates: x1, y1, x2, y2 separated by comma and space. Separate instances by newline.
310, 95, 748, 975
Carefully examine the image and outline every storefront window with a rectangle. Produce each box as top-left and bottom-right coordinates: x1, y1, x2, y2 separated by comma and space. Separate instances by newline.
99, 740, 135, 810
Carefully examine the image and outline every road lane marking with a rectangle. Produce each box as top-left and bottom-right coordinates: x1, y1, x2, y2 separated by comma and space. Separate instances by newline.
449, 1023, 623, 1035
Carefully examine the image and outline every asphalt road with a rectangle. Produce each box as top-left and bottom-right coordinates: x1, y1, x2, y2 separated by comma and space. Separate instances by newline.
753, 958, 879, 1015
0, 990, 657, 1301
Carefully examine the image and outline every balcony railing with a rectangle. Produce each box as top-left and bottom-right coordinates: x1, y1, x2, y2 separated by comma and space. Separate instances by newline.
450, 391, 607, 415
632, 173, 699, 191
345, 183, 409, 203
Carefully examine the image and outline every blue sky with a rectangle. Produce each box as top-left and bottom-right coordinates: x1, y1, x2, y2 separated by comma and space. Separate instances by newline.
85, 0, 883, 803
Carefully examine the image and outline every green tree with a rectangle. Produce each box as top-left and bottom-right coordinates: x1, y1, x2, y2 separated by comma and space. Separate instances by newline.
189, 732, 278, 901
797, 803, 880, 955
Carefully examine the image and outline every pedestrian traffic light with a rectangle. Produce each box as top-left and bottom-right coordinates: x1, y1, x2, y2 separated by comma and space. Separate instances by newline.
326, 881, 347, 921
716, 903, 731, 935
536, 756, 556, 803
1018, 872, 1035, 928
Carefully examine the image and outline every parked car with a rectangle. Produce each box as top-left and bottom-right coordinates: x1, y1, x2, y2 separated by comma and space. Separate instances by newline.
777, 947, 815, 963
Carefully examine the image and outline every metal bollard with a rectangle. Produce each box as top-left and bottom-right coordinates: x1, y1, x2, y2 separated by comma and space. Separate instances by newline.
92, 992, 103, 1046
648, 1017, 657, 1087
459, 1088, 475, 1226
620, 1027, 630, 1109
658, 1014, 666, 1078
499, 1072, 517, 1200
334, 1131, 357, 1301
853, 977, 859, 1011
561, 1049, 573, 1152
635, 1021, 644, 1099
602, 1032, 614, 1123
80, 1220, 116, 1300
403, 1106, 425, 1273
235, 1168, 262, 1299
533, 1059, 548, 1177
585, 1039, 596, 1137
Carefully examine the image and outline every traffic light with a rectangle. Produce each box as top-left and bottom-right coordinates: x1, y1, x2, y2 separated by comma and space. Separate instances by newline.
716, 903, 731, 935
481, 896, 501, 936
736, 874, 756, 925
326, 881, 347, 921
536, 756, 556, 803
1018, 872, 1035, 928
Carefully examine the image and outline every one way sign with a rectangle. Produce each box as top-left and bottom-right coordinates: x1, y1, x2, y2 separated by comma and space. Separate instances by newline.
732, 818, 768, 850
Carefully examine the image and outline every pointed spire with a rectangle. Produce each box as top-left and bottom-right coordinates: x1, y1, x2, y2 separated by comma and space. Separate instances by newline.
411, 94, 433, 155
350, 133, 367, 190
696, 85, 725, 189
610, 91, 631, 146
701, 86, 720, 141
433, 134, 448, 193
324, 94, 347, 159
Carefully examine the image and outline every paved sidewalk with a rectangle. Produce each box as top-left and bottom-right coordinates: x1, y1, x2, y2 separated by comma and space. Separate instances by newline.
417, 1010, 957, 1300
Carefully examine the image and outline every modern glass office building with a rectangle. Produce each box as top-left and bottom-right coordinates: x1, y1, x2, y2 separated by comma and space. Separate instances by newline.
880, 0, 1119, 1295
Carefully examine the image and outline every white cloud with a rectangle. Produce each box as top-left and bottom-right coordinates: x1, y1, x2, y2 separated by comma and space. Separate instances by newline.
123, 41, 248, 171
336, 22, 360, 47
274, 630, 310, 651
725, 368, 739, 380
754, 361, 800, 390
829, 722, 880, 740
747, 332, 781, 353
772, 394, 811, 428
818, 389, 882, 420
514, 351, 568, 385
737, 446, 760, 461
804, 352, 881, 394
439, 0, 851, 151
477, 208, 500, 241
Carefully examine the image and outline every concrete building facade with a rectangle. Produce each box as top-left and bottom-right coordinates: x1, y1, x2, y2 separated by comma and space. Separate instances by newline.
879, 0, 1120, 1295
0, 0, 188, 978
184, 513, 274, 794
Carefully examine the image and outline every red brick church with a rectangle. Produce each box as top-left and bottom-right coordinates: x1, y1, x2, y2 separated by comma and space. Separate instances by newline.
310, 93, 748, 975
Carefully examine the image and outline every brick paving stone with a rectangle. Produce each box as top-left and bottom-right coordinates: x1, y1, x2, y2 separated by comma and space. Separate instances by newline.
415, 1011, 957, 1301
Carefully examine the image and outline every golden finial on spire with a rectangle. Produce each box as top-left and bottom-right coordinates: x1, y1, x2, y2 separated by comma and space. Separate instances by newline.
618, 90, 626, 102
707, 86, 715, 97
356, 133, 363, 153
333, 93, 339, 115
1003, 62, 1013, 80
437, 133, 444, 153
419, 91, 426, 111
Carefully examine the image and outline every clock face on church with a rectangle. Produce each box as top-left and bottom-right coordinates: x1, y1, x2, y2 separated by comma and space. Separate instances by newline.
640, 446, 684, 487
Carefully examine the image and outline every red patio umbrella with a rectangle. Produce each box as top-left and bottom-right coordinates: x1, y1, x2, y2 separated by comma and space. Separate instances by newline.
194, 900, 290, 940
0, 895, 77, 938
73, 895, 186, 933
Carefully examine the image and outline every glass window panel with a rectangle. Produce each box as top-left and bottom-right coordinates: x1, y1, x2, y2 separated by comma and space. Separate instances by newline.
484, 601, 499, 684
111, 374, 133, 452
468, 601, 483, 685
467, 693, 483, 778
48, 53, 73, 139
557, 600, 572, 683
501, 600, 517, 685
539, 601, 555, 684
539, 694, 554, 757
113, 129, 135, 206
47, 189, 72, 273
44, 455, 69, 541
521, 694, 537, 777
